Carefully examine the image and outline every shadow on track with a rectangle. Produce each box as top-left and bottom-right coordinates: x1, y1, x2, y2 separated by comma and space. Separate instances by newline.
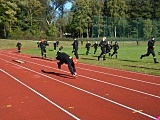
41, 70, 75, 79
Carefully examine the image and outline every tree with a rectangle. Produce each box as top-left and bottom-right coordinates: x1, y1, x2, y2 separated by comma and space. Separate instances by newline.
70, 0, 91, 38
143, 19, 152, 39
0, 0, 18, 38
103, 0, 128, 37
151, 0, 160, 19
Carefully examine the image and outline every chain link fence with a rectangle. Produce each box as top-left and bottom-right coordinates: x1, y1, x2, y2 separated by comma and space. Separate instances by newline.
92, 16, 160, 41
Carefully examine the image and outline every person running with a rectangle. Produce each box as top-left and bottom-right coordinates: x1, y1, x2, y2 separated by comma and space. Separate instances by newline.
56, 46, 77, 76
98, 37, 107, 60
85, 41, 91, 55
39, 39, 49, 58
16, 40, 22, 53
53, 41, 57, 51
140, 36, 158, 63
106, 41, 112, 57
92, 41, 99, 54
71, 37, 79, 59
111, 41, 119, 58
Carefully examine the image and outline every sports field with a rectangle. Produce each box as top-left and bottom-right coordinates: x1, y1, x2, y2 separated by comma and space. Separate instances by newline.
1, 39, 159, 75
0, 39, 160, 120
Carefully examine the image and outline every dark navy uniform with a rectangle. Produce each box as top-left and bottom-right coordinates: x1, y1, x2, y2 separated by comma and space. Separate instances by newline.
106, 41, 112, 57
98, 37, 107, 60
56, 51, 76, 76
53, 41, 57, 51
111, 42, 119, 58
85, 41, 91, 55
140, 37, 158, 63
39, 39, 49, 58
92, 41, 98, 54
16, 41, 22, 53
71, 38, 79, 59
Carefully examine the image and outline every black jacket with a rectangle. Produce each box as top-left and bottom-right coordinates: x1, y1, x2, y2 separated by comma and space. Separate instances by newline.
16, 42, 22, 48
56, 51, 72, 64
85, 43, 91, 48
148, 40, 155, 49
39, 41, 48, 49
72, 39, 78, 50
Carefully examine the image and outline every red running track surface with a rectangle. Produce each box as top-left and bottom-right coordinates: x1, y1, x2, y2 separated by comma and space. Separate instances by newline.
0, 49, 160, 120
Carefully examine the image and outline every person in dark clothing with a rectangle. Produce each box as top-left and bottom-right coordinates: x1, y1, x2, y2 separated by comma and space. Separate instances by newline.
16, 40, 22, 53
71, 38, 79, 59
56, 47, 77, 76
136, 40, 139, 46
140, 37, 158, 63
37, 41, 40, 48
56, 40, 59, 47
81, 40, 83, 45
98, 37, 107, 60
53, 41, 57, 51
111, 41, 119, 58
92, 41, 98, 54
85, 41, 91, 55
106, 41, 112, 57
39, 39, 49, 58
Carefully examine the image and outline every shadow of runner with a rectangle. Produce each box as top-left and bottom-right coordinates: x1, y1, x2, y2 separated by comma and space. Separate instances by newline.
41, 70, 75, 79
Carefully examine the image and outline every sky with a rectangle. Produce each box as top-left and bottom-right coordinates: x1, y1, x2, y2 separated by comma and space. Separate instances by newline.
65, 2, 72, 10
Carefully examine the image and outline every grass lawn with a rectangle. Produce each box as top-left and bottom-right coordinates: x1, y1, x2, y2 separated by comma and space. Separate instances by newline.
0, 39, 160, 76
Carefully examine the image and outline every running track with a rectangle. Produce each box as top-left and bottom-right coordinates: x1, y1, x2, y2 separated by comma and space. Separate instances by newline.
0, 49, 160, 120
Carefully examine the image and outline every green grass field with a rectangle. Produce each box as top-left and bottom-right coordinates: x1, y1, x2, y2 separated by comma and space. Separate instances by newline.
0, 39, 160, 76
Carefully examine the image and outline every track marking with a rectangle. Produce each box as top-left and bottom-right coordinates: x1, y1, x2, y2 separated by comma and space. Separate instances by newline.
1, 49, 160, 79
0, 55, 160, 99
0, 59, 157, 120
5, 51, 160, 86
77, 67, 160, 86
79, 62, 160, 78
0, 69, 80, 120
132, 110, 143, 113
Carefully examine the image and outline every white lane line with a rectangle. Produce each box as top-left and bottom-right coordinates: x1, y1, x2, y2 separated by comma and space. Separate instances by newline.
1, 54, 159, 99
0, 58, 157, 120
21, 59, 160, 99
2, 49, 160, 78
5, 51, 160, 86
79, 62, 160, 78
0, 69, 80, 120
76, 67, 160, 86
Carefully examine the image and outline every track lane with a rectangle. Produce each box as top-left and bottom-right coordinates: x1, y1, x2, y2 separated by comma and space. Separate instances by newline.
0, 69, 77, 120
0, 50, 159, 119
0, 58, 155, 120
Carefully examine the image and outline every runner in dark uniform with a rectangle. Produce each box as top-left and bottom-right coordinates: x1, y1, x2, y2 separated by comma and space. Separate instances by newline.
98, 37, 107, 60
140, 37, 158, 63
39, 39, 49, 58
56, 47, 77, 76
16, 41, 22, 53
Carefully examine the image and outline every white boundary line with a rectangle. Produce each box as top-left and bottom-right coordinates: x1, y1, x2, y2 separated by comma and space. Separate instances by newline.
76, 67, 160, 86
1, 54, 160, 99
6, 51, 160, 86
1, 49, 160, 78
0, 58, 157, 120
0, 68, 80, 120
18, 59, 160, 99
79, 62, 160, 78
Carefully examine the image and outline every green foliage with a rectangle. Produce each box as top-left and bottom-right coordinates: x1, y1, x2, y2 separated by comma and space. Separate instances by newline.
1, 0, 160, 40
104, 0, 128, 18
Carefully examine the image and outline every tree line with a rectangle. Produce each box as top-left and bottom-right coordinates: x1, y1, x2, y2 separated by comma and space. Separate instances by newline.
0, 0, 160, 40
